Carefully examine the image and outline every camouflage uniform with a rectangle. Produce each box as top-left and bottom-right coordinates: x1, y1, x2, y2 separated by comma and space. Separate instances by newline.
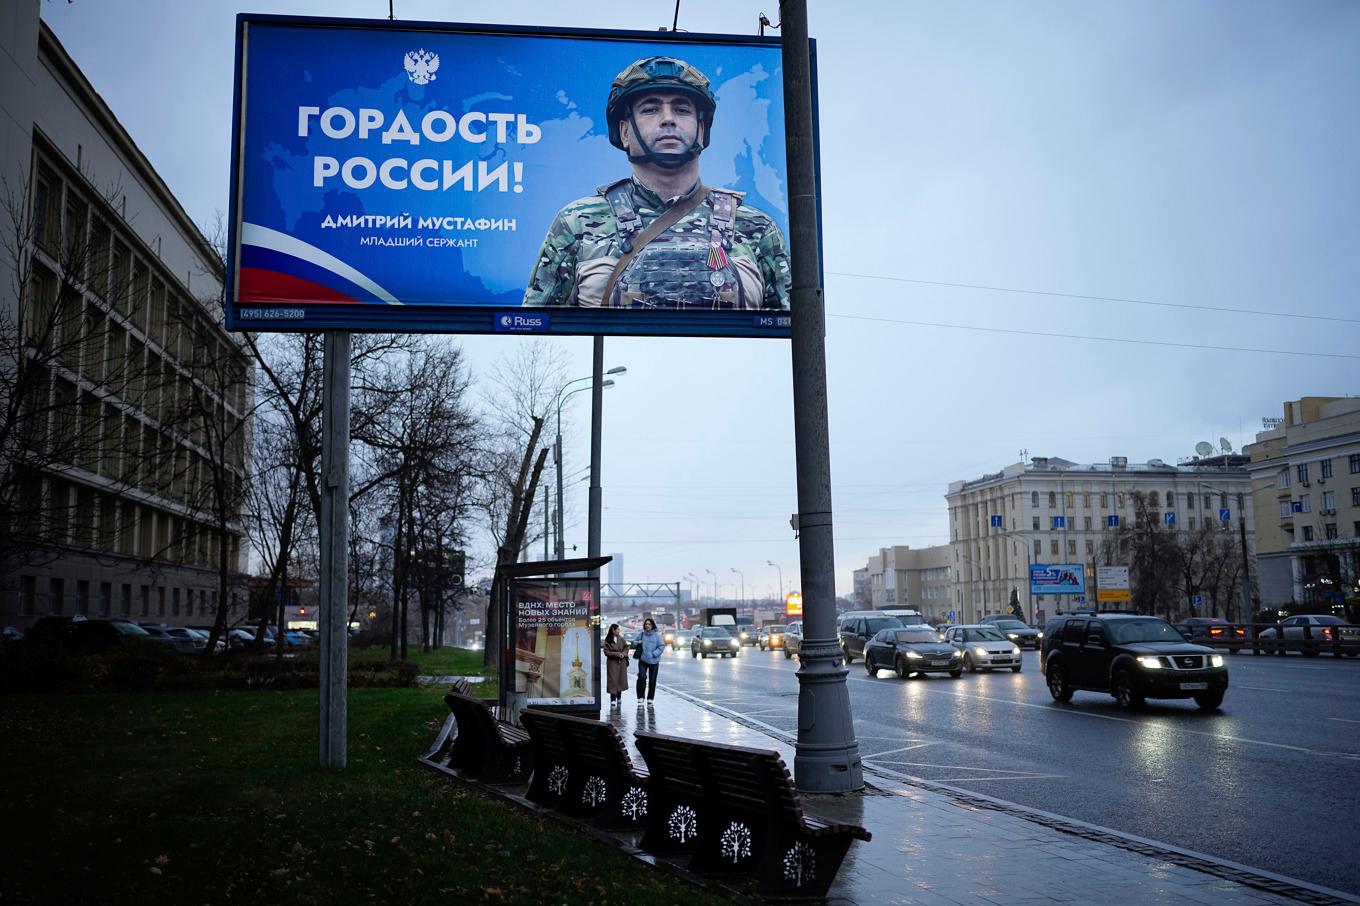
522, 178, 791, 311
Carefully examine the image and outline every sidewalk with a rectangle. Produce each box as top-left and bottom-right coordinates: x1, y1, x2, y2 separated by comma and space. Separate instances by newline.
423, 678, 1358, 905
611, 683, 1357, 906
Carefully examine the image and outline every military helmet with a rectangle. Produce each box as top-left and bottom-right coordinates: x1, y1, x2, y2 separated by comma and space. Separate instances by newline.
606, 56, 716, 154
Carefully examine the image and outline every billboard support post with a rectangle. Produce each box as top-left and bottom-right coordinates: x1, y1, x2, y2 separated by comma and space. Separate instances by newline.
319, 331, 351, 768
588, 336, 603, 572
781, 0, 862, 793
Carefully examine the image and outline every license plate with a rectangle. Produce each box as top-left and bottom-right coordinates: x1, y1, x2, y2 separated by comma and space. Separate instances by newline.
1180, 682, 1208, 691
931, 660, 949, 666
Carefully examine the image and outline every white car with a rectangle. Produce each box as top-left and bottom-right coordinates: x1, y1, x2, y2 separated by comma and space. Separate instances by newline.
941, 624, 1023, 673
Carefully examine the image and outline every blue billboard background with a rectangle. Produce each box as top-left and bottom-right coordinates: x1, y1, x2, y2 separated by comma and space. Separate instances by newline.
227, 17, 797, 336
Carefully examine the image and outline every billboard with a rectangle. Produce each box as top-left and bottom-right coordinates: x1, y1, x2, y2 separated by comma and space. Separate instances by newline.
511, 579, 598, 707
1096, 565, 1130, 603
1029, 564, 1086, 596
227, 15, 807, 338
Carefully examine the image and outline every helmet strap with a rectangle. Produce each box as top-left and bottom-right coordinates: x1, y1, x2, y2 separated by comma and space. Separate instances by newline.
625, 112, 701, 170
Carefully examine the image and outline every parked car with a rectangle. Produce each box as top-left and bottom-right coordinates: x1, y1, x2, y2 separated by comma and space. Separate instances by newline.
1174, 617, 1246, 653
782, 621, 804, 659
1256, 614, 1360, 656
864, 627, 963, 679
758, 625, 787, 650
185, 627, 225, 652
979, 615, 1041, 649
837, 612, 905, 663
25, 615, 73, 647
735, 625, 760, 647
1041, 613, 1228, 710
283, 630, 312, 647
137, 623, 200, 653
941, 625, 1023, 673
691, 626, 740, 659
61, 619, 157, 655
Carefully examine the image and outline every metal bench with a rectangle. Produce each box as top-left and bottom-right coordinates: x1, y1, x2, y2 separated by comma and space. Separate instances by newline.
441, 690, 532, 785
519, 708, 650, 828
634, 730, 871, 899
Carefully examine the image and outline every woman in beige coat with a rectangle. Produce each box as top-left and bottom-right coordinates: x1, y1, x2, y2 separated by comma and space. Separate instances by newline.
603, 623, 630, 706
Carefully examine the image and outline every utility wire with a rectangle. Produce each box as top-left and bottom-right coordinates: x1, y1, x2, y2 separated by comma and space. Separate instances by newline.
828, 313, 1360, 360
827, 271, 1360, 325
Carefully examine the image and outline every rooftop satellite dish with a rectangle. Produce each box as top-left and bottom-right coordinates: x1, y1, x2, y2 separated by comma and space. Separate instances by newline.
1219, 437, 1233, 453
1195, 441, 1213, 457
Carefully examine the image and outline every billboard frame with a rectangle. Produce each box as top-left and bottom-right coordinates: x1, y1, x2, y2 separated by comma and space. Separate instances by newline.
1028, 563, 1087, 596
225, 13, 820, 338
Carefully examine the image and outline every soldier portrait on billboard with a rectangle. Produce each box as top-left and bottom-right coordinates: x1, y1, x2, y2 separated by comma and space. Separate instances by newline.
522, 55, 792, 311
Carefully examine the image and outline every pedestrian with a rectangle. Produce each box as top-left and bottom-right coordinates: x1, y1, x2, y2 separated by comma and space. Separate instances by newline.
634, 617, 665, 704
603, 623, 630, 706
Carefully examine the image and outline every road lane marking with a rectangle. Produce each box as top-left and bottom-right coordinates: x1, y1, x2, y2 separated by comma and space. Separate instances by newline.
862, 743, 933, 759
1330, 717, 1360, 725
1236, 685, 1290, 693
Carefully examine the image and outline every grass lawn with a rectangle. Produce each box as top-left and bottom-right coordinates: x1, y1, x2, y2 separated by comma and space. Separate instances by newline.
348, 644, 494, 678
0, 686, 733, 905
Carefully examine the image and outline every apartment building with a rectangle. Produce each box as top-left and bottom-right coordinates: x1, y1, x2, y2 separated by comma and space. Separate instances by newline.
1, 5, 250, 629
1244, 397, 1360, 612
856, 545, 951, 619
946, 454, 1253, 625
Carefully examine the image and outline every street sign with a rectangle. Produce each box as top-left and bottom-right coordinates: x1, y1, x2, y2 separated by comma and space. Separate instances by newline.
1219, 508, 1231, 522
1096, 565, 1130, 603
1191, 594, 1204, 608
1052, 516, 1065, 529
1107, 515, 1120, 528
1292, 501, 1304, 513
1163, 512, 1176, 526
990, 515, 1003, 527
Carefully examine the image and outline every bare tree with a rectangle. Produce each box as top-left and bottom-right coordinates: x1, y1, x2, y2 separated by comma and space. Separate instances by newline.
1100, 491, 1182, 620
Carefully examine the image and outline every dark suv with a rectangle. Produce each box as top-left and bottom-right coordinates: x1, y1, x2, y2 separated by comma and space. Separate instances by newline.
837, 613, 904, 664
1040, 613, 1228, 710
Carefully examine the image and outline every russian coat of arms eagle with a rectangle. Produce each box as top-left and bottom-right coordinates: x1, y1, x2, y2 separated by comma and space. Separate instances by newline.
404, 49, 439, 85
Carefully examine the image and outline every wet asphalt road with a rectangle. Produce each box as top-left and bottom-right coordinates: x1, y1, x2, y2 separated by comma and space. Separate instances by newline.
659, 643, 1360, 896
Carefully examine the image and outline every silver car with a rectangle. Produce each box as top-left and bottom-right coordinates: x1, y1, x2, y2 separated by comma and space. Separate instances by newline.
942, 624, 1023, 673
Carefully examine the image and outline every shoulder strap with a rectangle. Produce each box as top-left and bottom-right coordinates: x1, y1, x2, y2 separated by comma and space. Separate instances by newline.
601, 183, 709, 307
600, 179, 643, 241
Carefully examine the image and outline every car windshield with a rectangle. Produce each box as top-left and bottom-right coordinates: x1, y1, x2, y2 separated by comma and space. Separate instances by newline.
767, 625, 786, 633
993, 620, 1028, 630
894, 630, 939, 644
1107, 619, 1183, 644
701, 628, 731, 638
864, 617, 903, 635
964, 628, 1006, 642
113, 622, 151, 636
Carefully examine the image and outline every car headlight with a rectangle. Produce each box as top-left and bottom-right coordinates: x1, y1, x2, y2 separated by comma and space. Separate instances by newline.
1011, 647, 1021, 656
906, 651, 923, 659
1007, 633, 1019, 639
1210, 654, 1224, 668
703, 640, 712, 647
950, 651, 961, 658
1136, 656, 1163, 669
973, 646, 989, 657
1037, 631, 1044, 640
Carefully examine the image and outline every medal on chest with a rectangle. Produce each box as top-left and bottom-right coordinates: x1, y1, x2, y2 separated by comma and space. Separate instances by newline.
707, 228, 729, 286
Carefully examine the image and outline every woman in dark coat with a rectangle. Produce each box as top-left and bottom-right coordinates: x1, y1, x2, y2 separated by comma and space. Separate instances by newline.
603, 623, 630, 706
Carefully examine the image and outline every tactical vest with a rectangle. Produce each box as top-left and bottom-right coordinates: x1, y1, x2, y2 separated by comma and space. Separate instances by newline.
600, 180, 747, 310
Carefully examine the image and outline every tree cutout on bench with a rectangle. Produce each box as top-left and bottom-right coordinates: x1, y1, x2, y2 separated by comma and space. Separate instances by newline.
547, 765, 569, 796
620, 786, 648, 820
581, 776, 607, 807
719, 822, 753, 863
668, 804, 698, 843
783, 841, 816, 887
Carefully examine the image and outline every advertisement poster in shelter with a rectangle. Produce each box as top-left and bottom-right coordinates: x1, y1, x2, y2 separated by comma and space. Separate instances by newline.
227, 15, 805, 338
512, 580, 598, 707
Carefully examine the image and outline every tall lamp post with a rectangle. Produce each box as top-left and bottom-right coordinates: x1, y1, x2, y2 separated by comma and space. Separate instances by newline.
1199, 482, 1254, 624
553, 367, 625, 560
767, 559, 783, 607
730, 567, 745, 609
705, 568, 717, 604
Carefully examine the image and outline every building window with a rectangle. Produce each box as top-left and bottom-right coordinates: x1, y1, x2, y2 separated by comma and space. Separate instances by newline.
1050, 540, 1059, 555
1117, 492, 1125, 507
1067, 540, 1077, 556
1278, 468, 1291, 488
1065, 491, 1073, 508
1149, 491, 1160, 507
1100, 492, 1108, 508
120, 584, 132, 616
1323, 490, 1336, 510
1189, 517, 1197, 530
98, 582, 111, 616
1280, 500, 1293, 518
1352, 487, 1360, 507
1032, 491, 1039, 507
1085, 539, 1094, 555
1203, 494, 1212, 509
157, 587, 166, 617
140, 586, 150, 617
1325, 523, 1338, 540
1082, 491, 1091, 508
1298, 463, 1310, 483
76, 580, 89, 616
1350, 454, 1360, 474
1167, 490, 1176, 508
1321, 460, 1333, 480
1084, 516, 1092, 530
19, 576, 36, 616
1032, 516, 1040, 531
1302, 526, 1314, 542
1033, 540, 1042, 558
172, 587, 181, 616
1299, 495, 1312, 513
1047, 491, 1056, 508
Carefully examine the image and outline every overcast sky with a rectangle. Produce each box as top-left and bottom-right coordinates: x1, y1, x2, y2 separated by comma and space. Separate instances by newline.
42, 0, 1360, 600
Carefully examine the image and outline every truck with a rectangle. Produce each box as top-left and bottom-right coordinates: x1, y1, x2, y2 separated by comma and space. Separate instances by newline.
701, 607, 738, 629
